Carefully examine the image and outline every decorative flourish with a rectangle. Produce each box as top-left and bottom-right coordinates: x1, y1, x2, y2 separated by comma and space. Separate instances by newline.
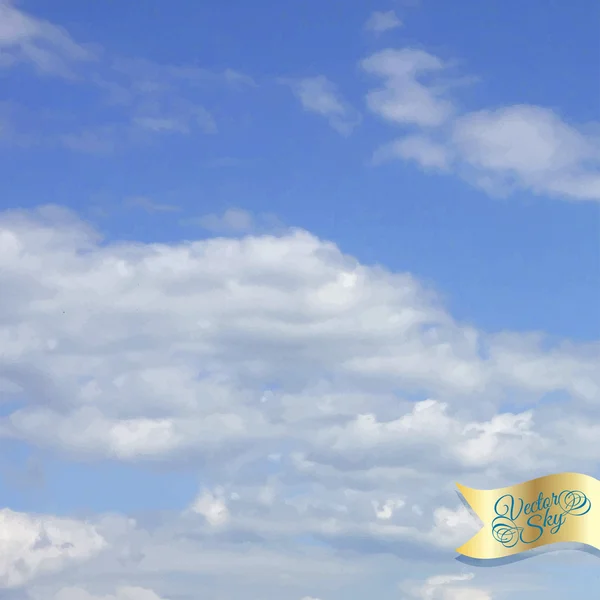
491, 515, 522, 548
559, 490, 591, 517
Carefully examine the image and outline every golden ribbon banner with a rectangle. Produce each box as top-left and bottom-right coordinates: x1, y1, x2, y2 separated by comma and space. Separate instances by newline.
456, 472, 600, 560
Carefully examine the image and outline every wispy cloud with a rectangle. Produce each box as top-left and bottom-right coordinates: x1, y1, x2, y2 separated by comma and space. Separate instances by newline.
187, 208, 255, 234
373, 134, 450, 170
184, 208, 283, 234
365, 10, 403, 34
131, 104, 217, 135
283, 76, 362, 135
59, 126, 119, 154
221, 68, 257, 88
107, 57, 256, 95
0, 0, 96, 77
0, 2, 253, 151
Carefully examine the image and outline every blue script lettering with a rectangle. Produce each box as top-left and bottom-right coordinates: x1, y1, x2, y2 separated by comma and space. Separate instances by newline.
491, 489, 591, 548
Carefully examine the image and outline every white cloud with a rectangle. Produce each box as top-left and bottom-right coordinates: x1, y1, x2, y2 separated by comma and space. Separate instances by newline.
451, 105, 600, 200
51, 587, 167, 600
186, 207, 284, 235
6, 407, 187, 460
0, 205, 597, 472
364, 48, 600, 201
0, 508, 106, 588
0, 206, 596, 598
318, 400, 544, 475
0, 0, 94, 76
285, 76, 361, 135
427, 505, 480, 549
195, 207, 255, 233
0, 206, 595, 587
365, 10, 403, 33
373, 134, 450, 169
361, 49, 454, 127
0, 3, 252, 150
403, 572, 493, 600
372, 497, 405, 520
189, 488, 230, 526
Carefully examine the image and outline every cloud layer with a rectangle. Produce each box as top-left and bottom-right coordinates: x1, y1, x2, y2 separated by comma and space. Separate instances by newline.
0, 206, 598, 597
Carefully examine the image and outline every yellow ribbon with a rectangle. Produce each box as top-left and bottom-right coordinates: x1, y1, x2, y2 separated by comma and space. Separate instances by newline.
456, 472, 600, 559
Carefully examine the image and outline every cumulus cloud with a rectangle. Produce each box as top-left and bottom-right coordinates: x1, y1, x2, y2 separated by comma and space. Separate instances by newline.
0, 206, 597, 471
451, 105, 600, 200
0, 509, 106, 588
284, 76, 361, 135
361, 49, 455, 127
0, 206, 596, 598
363, 48, 600, 201
0, 205, 598, 594
314, 400, 545, 476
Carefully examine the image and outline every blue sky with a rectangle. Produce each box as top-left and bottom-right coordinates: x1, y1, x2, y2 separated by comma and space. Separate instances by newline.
0, 1, 599, 599
2, 0, 599, 343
